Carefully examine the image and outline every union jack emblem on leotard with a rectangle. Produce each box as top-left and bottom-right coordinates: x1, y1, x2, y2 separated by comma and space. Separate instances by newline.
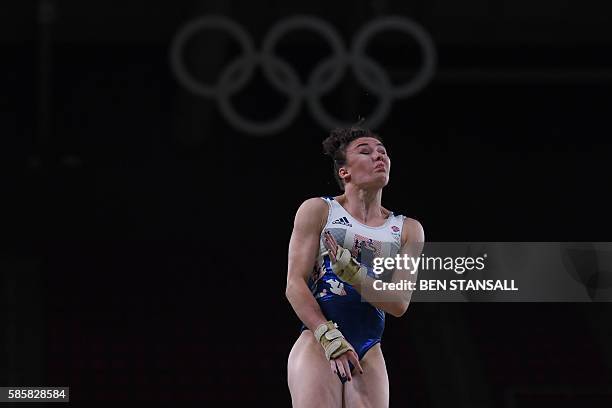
331, 217, 352, 227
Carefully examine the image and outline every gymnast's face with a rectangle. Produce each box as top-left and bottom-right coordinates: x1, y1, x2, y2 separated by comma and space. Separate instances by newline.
340, 137, 390, 190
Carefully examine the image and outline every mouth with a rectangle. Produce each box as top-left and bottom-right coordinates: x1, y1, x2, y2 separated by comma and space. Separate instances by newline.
374, 163, 386, 172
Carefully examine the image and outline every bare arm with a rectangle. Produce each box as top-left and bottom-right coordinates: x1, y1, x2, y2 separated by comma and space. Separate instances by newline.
368, 217, 425, 317
285, 198, 364, 380
323, 217, 425, 317
284, 198, 330, 331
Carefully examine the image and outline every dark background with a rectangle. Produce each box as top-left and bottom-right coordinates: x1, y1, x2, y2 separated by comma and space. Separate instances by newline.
2, 0, 612, 406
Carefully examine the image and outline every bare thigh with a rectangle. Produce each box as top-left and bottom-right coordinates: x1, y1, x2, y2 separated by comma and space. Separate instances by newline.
288, 330, 343, 408
343, 344, 389, 408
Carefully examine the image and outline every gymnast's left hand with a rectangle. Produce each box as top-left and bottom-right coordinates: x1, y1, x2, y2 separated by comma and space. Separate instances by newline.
323, 230, 339, 260
323, 230, 366, 287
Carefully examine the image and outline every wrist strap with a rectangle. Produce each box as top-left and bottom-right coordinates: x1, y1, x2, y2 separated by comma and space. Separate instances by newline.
314, 321, 337, 343
335, 246, 352, 268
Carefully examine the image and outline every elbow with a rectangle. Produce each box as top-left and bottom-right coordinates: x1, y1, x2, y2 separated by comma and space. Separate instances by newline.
285, 279, 298, 302
389, 302, 409, 318
285, 278, 309, 306
285, 283, 292, 301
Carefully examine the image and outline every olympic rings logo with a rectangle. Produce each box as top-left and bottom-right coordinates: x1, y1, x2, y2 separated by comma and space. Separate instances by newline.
170, 15, 437, 135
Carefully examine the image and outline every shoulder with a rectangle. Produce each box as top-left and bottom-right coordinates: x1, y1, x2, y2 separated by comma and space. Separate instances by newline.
296, 197, 329, 215
401, 217, 425, 245
293, 197, 329, 232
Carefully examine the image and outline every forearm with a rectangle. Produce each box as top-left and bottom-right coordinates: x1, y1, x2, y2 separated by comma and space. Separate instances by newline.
286, 278, 359, 367
331, 248, 419, 316
285, 278, 329, 331
359, 270, 417, 316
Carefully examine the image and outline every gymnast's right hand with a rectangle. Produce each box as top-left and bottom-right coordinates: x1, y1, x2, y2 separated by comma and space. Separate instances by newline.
314, 321, 363, 381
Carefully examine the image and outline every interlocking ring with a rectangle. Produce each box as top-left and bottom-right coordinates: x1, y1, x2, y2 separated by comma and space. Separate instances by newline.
170, 15, 437, 136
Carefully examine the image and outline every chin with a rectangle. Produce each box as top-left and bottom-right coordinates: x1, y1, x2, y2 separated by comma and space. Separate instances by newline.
367, 176, 389, 189
377, 173, 390, 185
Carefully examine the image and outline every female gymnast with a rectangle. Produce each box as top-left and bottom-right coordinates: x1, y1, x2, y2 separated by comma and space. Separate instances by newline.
285, 126, 425, 407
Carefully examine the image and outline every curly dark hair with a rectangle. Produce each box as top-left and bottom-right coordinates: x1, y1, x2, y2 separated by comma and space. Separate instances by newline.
322, 123, 384, 191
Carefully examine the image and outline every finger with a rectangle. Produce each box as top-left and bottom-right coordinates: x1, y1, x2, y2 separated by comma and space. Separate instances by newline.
325, 247, 336, 262
327, 231, 337, 248
335, 358, 346, 379
324, 238, 337, 261
341, 357, 352, 381
331, 243, 338, 258
348, 351, 364, 374
323, 235, 333, 251
323, 232, 331, 248
327, 233, 338, 256
330, 360, 337, 375
330, 244, 337, 259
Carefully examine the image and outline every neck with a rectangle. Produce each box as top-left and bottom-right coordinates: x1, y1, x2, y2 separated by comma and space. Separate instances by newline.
341, 184, 384, 224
